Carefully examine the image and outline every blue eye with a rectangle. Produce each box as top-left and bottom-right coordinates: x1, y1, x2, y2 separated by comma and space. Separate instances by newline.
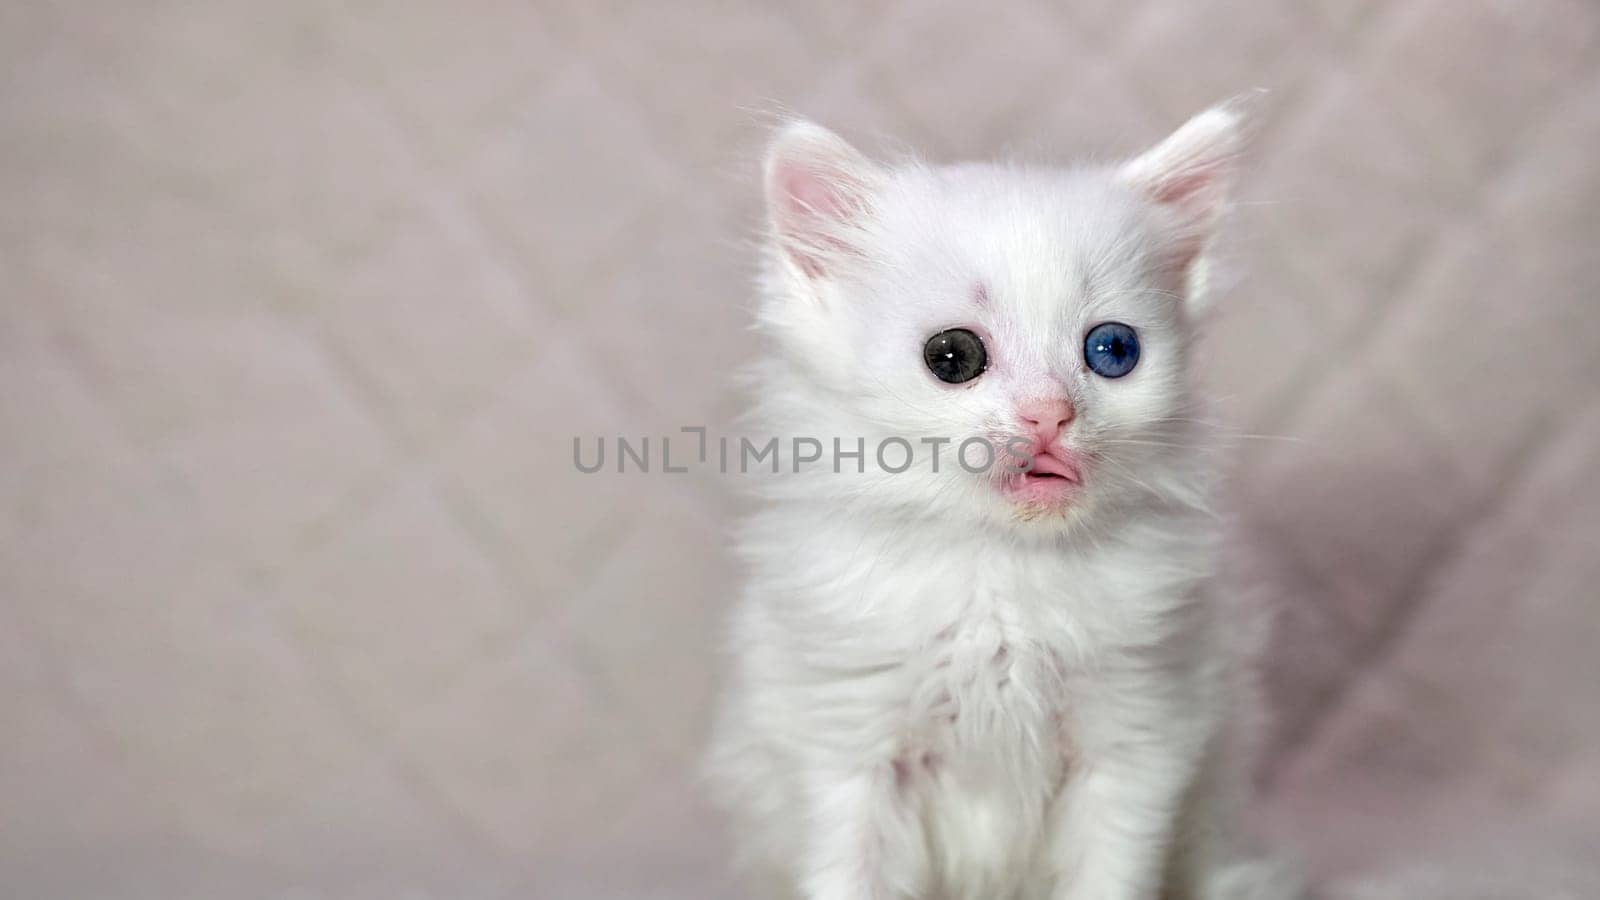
1084, 322, 1140, 378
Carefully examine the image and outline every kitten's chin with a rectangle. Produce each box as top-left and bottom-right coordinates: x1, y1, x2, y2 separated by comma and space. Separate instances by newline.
989, 488, 1099, 537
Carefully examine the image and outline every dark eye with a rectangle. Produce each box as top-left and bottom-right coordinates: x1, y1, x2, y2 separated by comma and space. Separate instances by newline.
1084, 322, 1140, 378
924, 328, 988, 384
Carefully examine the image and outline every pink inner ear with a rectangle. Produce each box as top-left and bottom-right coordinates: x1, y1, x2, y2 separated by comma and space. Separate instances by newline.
765, 122, 878, 280
1134, 166, 1220, 278
770, 159, 865, 279
778, 164, 850, 220
1150, 166, 1218, 208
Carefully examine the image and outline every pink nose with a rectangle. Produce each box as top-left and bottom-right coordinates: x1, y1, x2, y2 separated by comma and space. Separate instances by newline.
1018, 398, 1075, 444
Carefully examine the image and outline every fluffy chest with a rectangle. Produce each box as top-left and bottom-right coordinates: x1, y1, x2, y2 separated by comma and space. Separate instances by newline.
765, 521, 1127, 741
892, 597, 1075, 803
894, 601, 1075, 898
901, 604, 1070, 749
747, 505, 1207, 762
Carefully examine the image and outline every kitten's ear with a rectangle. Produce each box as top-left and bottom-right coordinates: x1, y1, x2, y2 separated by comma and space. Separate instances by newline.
764, 120, 881, 280
1118, 97, 1252, 271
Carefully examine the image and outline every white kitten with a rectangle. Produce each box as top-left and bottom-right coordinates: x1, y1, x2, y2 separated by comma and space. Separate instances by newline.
706, 100, 1296, 900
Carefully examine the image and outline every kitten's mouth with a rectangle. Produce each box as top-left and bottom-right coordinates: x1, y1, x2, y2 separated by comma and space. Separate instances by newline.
1023, 451, 1081, 483
1001, 449, 1082, 509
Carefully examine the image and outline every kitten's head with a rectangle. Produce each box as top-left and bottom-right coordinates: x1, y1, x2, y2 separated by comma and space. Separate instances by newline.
753, 101, 1247, 537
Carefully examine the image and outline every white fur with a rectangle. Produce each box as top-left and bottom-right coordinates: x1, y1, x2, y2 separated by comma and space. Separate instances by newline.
707, 100, 1295, 900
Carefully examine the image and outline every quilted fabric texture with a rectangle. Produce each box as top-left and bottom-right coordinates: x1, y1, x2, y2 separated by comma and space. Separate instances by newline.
3, 2, 1598, 898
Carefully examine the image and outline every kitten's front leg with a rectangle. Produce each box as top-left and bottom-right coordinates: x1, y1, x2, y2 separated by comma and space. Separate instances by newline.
1049, 697, 1208, 900
1052, 758, 1189, 899
798, 765, 924, 900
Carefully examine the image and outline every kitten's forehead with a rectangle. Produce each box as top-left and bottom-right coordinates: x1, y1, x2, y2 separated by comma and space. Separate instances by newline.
880, 163, 1158, 325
